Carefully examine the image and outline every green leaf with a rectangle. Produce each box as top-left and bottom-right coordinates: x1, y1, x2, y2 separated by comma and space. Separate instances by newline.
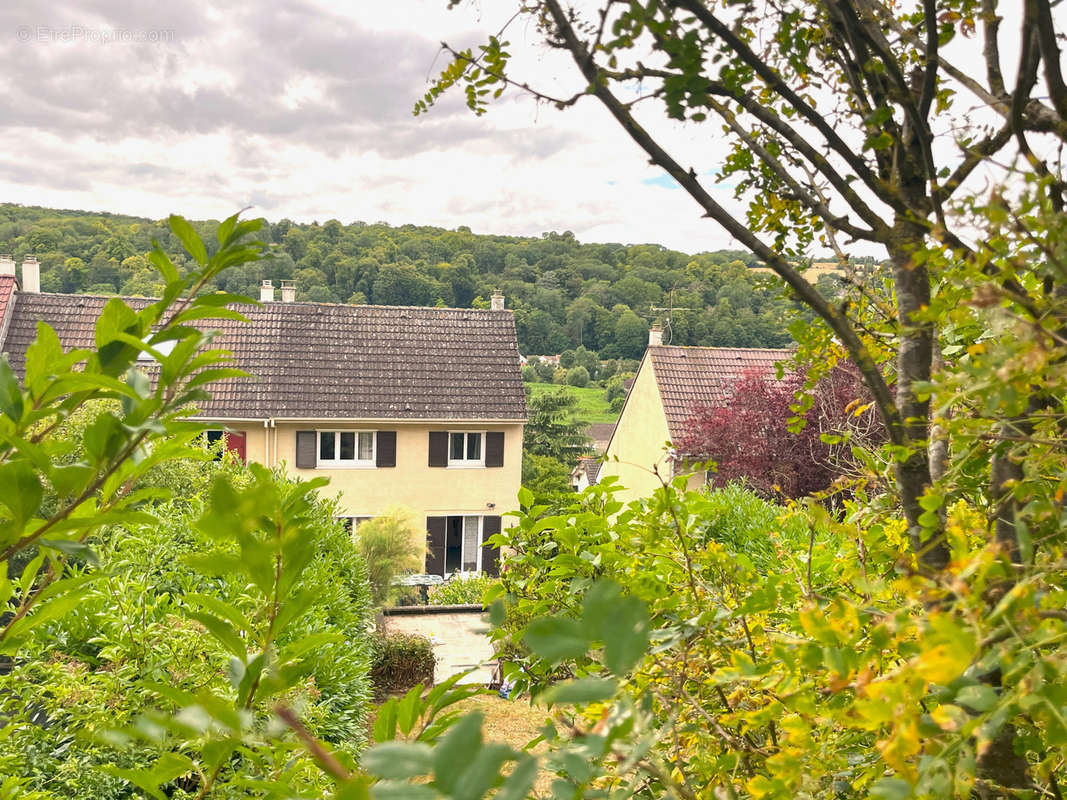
496, 754, 538, 800
869, 777, 913, 800
371, 783, 437, 800
433, 711, 483, 793
488, 597, 506, 627
39, 538, 99, 567
0, 356, 23, 421
397, 684, 424, 735
362, 742, 434, 780
169, 215, 208, 265
524, 616, 589, 663
185, 593, 251, 633
374, 698, 398, 742
955, 684, 999, 712
600, 596, 650, 676
582, 580, 650, 676
148, 246, 180, 284
0, 460, 43, 533
184, 609, 247, 659
541, 677, 618, 705
453, 743, 514, 800
104, 752, 195, 800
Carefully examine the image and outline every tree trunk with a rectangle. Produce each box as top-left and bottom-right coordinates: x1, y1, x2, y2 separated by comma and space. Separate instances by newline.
887, 229, 950, 570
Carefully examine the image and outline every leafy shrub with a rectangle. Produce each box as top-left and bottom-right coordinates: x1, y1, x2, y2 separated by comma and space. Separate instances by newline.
0, 465, 374, 798
370, 633, 435, 697
521, 364, 538, 382
355, 507, 424, 607
566, 365, 590, 386
427, 573, 499, 606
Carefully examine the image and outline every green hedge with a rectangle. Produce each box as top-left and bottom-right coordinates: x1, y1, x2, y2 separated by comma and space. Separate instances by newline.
427, 573, 500, 606
371, 633, 436, 697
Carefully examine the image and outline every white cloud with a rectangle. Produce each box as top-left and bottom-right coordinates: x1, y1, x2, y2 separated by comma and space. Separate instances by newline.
0, 0, 817, 254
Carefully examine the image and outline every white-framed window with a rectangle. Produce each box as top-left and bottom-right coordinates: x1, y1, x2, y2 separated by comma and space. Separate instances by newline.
445, 515, 483, 574
318, 430, 375, 467
448, 431, 484, 467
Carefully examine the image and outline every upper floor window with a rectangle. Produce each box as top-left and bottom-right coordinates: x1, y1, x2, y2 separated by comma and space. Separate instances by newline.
449, 431, 483, 466
295, 429, 396, 470
319, 430, 375, 466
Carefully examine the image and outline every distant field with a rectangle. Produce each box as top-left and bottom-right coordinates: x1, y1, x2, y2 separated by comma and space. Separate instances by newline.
526, 382, 618, 425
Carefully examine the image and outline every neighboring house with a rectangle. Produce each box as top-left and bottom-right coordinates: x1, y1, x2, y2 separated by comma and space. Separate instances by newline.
568, 422, 615, 491
586, 422, 616, 454
599, 325, 789, 504
570, 457, 602, 492
530, 354, 561, 367
0, 261, 526, 577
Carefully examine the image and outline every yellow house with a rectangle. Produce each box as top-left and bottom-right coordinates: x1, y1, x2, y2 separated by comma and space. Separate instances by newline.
600, 326, 789, 504
0, 267, 526, 577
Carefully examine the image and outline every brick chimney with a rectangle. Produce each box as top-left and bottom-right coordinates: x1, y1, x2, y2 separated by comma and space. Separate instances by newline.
490, 290, 505, 311
0, 255, 13, 277
648, 324, 663, 347
260, 279, 275, 302
280, 280, 296, 303
20, 256, 39, 293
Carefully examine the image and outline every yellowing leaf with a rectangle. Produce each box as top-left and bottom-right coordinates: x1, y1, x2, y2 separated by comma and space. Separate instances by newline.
914, 615, 976, 685
930, 703, 967, 732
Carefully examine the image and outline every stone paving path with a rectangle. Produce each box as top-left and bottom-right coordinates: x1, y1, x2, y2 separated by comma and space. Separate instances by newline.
383, 608, 496, 686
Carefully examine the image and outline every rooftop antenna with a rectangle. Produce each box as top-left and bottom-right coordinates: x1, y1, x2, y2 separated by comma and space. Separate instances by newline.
649, 286, 697, 345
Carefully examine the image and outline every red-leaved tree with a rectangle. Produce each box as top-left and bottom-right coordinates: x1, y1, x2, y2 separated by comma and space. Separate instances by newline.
676, 363, 885, 500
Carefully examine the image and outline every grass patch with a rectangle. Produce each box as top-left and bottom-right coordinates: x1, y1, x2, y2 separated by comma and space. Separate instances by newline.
526, 383, 618, 425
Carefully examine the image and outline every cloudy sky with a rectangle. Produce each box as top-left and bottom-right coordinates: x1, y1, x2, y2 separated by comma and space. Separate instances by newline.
0, 0, 754, 253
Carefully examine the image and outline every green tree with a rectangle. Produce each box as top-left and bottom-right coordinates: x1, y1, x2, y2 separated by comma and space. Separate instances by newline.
354, 508, 424, 607
523, 387, 591, 463
566, 365, 590, 387
613, 309, 649, 359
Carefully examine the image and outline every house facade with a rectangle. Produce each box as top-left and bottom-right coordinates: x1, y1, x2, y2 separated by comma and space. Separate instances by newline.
599, 326, 789, 504
0, 262, 526, 576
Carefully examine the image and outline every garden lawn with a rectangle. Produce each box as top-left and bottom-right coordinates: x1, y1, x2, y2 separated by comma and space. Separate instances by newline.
527, 383, 618, 425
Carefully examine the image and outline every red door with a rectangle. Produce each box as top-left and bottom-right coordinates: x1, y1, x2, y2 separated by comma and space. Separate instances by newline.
225, 431, 247, 463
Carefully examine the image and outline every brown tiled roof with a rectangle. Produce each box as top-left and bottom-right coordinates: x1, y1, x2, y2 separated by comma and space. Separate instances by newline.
586, 422, 616, 453
573, 457, 602, 485
648, 345, 790, 440
1, 293, 527, 421
0, 275, 16, 349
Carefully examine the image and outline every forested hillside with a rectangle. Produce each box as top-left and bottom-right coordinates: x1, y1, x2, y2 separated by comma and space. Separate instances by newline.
0, 203, 818, 357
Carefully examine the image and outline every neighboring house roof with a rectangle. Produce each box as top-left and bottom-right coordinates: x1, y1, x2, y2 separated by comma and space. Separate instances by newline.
647, 345, 790, 440
571, 457, 601, 486
586, 422, 616, 453
0, 275, 16, 349
1, 292, 527, 421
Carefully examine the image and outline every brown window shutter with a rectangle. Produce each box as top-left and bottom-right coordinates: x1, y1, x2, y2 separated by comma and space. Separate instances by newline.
481, 515, 502, 576
295, 430, 317, 468
484, 432, 505, 467
376, 431, 396, 467
425, 516, 446, 575
428, 431, 448, 467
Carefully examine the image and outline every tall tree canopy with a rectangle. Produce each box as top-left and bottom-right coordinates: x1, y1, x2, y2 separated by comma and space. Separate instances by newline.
0, 204, 799, 356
